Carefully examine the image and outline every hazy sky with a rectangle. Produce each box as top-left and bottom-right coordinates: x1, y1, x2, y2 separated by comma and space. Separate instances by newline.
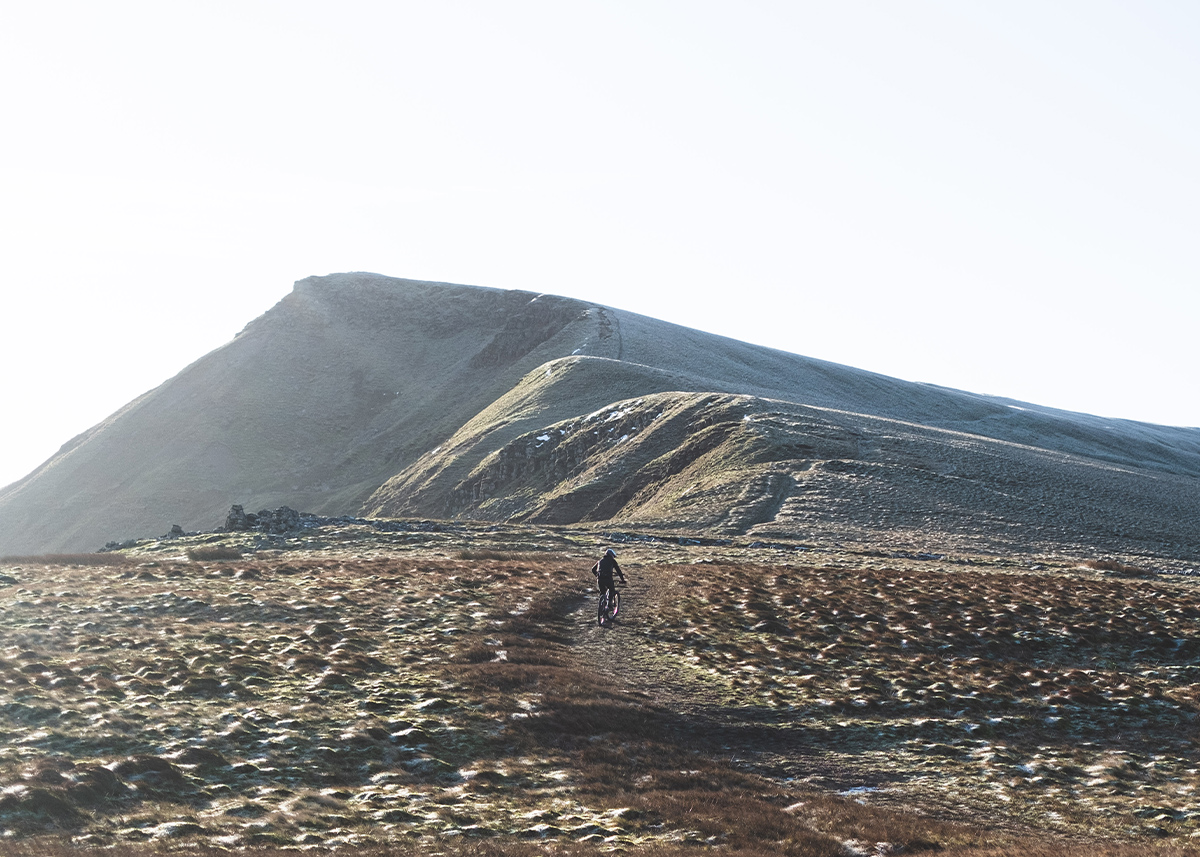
2, 1, 1198, 490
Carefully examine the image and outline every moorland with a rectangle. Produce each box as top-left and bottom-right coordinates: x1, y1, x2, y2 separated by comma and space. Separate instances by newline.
3, 516, 1200, 856
2, 273, 1199, 854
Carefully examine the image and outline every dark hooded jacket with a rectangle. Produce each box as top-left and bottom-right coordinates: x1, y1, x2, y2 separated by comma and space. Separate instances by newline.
592, 551, 624, 587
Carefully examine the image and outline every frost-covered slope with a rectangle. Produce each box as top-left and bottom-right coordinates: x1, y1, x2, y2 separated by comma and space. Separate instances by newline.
374, 378, 1200, 561
0, 275, 603, 553
2, 272, 1198, 558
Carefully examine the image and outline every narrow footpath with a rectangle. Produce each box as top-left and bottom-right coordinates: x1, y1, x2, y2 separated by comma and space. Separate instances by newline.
561, 562, 896, 795
566, 565, 711, 713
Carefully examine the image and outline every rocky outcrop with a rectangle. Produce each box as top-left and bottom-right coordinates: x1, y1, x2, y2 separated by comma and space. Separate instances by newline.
223, 505, 302, 534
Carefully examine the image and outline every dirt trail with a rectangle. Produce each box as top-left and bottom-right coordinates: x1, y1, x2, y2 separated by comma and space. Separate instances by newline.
566, 565, 710, 712
561, 562, 899, 795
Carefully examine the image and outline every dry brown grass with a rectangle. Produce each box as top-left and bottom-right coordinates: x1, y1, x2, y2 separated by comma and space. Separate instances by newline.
436, 560, 996, 855
1082, 558, 1153, 576
4, 544, 1200, 853
948, 848, 1200, 857
4, 841, 1200, 857
184, 545, 243, 561
453, 549, 553, 561
0, 552, 133, 566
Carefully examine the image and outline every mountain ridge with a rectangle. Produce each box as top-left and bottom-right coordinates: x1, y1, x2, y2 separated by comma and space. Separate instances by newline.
2, 272, 1197, 559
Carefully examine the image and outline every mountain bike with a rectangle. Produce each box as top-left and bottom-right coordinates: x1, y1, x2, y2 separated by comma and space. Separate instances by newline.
597, 586, 620, 627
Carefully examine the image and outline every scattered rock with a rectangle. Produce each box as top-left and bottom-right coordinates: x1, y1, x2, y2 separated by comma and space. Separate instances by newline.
306, 621, 343, 640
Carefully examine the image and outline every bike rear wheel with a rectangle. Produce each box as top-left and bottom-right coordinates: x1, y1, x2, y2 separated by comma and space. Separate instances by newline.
597, 589, 620, 626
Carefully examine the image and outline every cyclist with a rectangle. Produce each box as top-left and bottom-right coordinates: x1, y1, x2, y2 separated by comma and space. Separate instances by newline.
591, 548, 626, 605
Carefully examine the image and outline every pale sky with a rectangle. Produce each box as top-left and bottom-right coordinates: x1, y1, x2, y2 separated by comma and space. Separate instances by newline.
2, 1, 1198, 490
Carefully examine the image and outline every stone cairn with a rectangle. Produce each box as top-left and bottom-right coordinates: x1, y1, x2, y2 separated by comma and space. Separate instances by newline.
223, 505, 303, 534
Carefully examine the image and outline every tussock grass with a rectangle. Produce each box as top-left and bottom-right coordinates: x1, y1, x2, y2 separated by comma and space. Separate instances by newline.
454, 548, 553, 561
0, 552, 133, 566
5, 840, 1200, 857
438, 562, 995, 855
4, 544, 1200, 854
185, 545, 243, 561
948, 848, 1200, 857
1082, 558, 1152, 576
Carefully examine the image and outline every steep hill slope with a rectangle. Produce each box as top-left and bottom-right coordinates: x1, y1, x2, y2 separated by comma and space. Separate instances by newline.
0, 275, 606, 553
2, 271, 1199, 558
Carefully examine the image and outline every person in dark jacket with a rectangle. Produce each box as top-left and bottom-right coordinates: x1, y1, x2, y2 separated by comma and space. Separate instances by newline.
591, 548, 626, 603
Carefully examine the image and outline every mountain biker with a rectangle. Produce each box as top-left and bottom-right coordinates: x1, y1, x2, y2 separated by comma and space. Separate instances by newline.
591, 548, 626, 603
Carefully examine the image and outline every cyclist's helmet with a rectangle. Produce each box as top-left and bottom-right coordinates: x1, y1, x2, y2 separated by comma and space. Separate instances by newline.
605, 548, 616, 558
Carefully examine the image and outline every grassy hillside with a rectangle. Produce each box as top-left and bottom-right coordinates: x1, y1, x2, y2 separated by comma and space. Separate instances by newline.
3, 272, 1199, 559
365, 356, 708, 518
0, 277, 604, 554
379, 385, 1200, 565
